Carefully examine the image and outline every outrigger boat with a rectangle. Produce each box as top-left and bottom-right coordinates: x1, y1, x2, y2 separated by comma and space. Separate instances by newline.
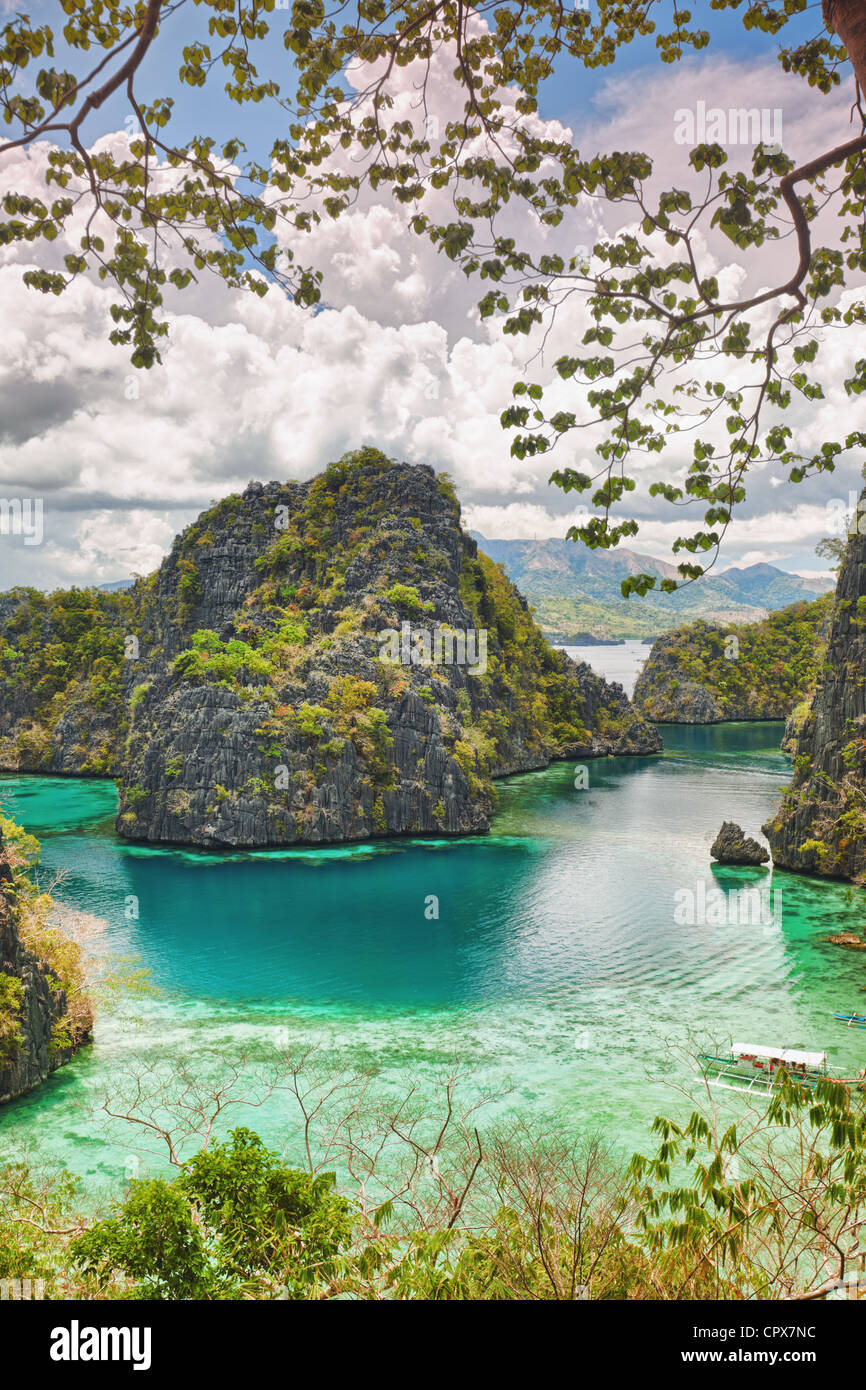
833, 1011, 866, 1030
699, 1042, 864, 1096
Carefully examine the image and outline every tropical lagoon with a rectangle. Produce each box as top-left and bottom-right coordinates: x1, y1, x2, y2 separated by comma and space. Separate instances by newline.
2, 717, 865, 1191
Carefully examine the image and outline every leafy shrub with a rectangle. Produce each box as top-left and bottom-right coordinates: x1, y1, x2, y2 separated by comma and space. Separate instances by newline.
172, 629, 273, 684
70, 1128, 352, 1300
382, 583, 424, 614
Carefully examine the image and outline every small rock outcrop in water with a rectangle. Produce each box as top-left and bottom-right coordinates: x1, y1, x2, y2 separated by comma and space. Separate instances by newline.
765, 487, 866, 882
827, 933, 866, 951
632, 599, 831, 723
710, 821, 770, 865
0, 825, 92, 1104
0, 449, 660, 848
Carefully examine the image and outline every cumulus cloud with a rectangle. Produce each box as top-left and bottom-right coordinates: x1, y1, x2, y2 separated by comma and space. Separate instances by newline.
0, 39, 862, 589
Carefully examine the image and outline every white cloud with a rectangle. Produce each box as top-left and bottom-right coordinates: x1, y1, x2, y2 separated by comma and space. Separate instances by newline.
52, 510, 178, 582
0, 41, 862, 589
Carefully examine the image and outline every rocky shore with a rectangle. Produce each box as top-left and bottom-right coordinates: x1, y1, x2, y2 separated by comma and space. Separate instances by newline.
765, 494, 866, 882
0, 826, 92, 1103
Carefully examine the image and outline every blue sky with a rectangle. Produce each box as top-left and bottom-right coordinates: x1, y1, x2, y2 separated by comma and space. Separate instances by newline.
62, 0, 828, 154
0, 0, 859, 590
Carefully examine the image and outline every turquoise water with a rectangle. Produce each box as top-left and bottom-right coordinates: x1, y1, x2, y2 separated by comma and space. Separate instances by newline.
1, 723, 865, 1186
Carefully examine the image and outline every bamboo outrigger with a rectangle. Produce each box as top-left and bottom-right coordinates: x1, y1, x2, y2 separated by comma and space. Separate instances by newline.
833, 1011, 866, 1030
700, 1042, 865, 1095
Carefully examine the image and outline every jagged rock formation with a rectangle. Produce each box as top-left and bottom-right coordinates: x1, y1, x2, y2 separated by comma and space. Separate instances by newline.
0, 827, 92, 1104
0, 587, 132, 773
632, 597, 831, 723
0, 450, 660, 848
710, 821, 770, 866
781, 705, 807, 756
765, 501, 866, 882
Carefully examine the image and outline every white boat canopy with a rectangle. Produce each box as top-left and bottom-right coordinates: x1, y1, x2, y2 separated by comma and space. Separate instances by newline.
732, 1042, 827, 1067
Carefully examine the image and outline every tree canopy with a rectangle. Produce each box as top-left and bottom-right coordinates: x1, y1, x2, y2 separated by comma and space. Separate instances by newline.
2, 0, 865, 589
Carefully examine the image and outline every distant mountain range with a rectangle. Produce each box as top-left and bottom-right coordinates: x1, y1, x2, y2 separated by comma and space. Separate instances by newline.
471, 535, 834, 641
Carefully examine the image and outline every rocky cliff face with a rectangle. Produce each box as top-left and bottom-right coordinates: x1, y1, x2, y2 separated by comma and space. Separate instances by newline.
0, 450, 660, 848
632, 598, 830, 724
765, 509, 866, 881
0, 829, 91, 1104
0, 586, 132, 773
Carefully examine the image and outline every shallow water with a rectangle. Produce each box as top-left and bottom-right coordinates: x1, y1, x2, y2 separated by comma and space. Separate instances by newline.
1, 722, 864, 1187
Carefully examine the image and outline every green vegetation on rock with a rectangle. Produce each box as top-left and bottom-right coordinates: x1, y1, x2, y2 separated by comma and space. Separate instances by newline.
766, 508, 866, 882
0, 587, 133, 773
633, 596, 832, 724
0, 449, 659, 848
0, 815, 92, 1092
